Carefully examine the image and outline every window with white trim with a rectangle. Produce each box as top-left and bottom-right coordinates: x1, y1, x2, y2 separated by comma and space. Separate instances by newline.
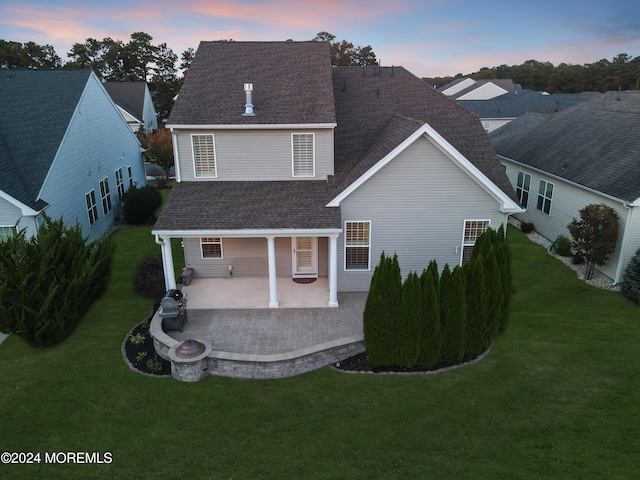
0, 226, 15, 242
99, 177, 112, 215
462, 220, 490, 264
192, 134, 217, 177
345, 221, 371, 270
115, 168, 125, 198
127, 166, 133, 187
200, 237, 223, 259
537, 180, 553, 215
292, 133, 314, 177
516, 171, 531, 208
86, 190, 99, 226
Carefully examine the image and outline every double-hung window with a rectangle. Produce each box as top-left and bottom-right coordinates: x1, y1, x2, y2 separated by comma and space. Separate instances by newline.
537, 180, 553, 215
192, 134, 217, 177
86, 190, 99, 226
292, 133, 314, 177
345, 221, 371, 270
115, 168, 125, 199
201, 237, 223, 259
99, 178, 112, 215
516, 171, 531, 208
462, 220, 490, 264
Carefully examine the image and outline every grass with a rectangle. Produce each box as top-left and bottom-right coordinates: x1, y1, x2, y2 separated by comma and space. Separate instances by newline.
1, 222, 639, 479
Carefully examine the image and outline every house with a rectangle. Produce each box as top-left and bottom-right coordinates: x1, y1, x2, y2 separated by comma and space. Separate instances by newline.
458, 90, 597, 133
152, 41, 523, 307
490, 91, 640, 283
438, 78, 521, 100
0, 69, 147, 242
104, 81, 158, 133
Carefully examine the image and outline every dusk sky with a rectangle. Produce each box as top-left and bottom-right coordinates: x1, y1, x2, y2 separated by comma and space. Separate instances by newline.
1, 0, 638, 77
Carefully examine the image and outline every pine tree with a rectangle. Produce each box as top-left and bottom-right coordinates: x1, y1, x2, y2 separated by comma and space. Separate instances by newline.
418, 267, 442, 368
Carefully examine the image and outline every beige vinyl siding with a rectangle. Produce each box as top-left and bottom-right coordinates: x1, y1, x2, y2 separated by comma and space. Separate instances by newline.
174, 128, 334, 181
338, 135, 507, 292
183, 236, 329, 278
503, 157, 630, 281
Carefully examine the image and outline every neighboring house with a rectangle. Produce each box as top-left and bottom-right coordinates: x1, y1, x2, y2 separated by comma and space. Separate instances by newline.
459, 90, 598, 133
490, 91, 640, 283
104, 81, 158, 133
0, 69, 147, 242
152, 41, 523, 307
438, 78, 521, 100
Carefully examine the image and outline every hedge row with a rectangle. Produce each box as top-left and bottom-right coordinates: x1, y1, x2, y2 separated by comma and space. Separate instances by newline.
363, 226, 511, 369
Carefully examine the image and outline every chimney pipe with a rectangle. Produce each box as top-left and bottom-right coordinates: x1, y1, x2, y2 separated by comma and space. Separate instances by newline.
242, 83, 255, 116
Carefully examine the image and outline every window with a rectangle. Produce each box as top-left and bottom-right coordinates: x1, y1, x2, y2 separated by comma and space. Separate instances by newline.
201, 237, 223, 259
127, 166, 133, 187
85, 190, 98, 226
115, 168, 125, 198
0, 226, 15, 242
482, 121, 491, 133
345, 221, 371, 270
537, 180, 553, 215
292, 133, 314, 177
99, 178, 112, 215
516, 171, 531, 208
192, 134, 217, 177
462, 220, 490, 264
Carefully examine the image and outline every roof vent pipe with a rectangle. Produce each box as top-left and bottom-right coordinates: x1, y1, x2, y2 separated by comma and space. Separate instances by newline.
242, 83, 255, 116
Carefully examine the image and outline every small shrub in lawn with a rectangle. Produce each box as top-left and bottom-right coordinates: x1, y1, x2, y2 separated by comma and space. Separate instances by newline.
122, 185, 162, 225
133, 256, 166, 300
520, 221, 534, 233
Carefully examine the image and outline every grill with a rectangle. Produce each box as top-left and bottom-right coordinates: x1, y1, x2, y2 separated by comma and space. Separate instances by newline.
159, 289, 188, 331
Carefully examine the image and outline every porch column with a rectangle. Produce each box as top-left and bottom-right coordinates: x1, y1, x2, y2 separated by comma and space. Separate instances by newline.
266, 236, 279, 308
158, 235, 176, 290
328, 234, 339, 307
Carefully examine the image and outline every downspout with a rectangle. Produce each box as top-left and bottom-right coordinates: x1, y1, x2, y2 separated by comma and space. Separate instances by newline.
613, 203, 633, 285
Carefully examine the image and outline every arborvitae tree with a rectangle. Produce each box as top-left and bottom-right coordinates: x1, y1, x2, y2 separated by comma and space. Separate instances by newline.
0, 215, 114, 346
622, 248, 640, 303
363, 252, 403, 367
418, 267, 442, 368
465, 255, 489, 358
441, 265, 467, 364
397, 272, 422, 367
421, 259, 440, 296
485, 246, 504, 342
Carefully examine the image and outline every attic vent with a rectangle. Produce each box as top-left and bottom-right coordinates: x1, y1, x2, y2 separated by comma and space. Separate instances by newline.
242, 83, 255, 116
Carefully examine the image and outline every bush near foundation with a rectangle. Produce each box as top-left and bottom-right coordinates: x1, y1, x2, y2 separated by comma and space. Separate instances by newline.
0, 215, 114, 346
122, 185, 162, 225
363, 227, 511, 369
622, 248, 640, 304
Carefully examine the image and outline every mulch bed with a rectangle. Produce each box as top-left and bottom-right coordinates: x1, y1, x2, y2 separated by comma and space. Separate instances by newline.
333, 350, 487, 374
123, 316, 172, 377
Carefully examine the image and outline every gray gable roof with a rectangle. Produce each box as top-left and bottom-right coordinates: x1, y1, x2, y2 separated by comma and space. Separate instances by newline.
167, 41, 336, 126
490, 91, 640, 203
0, 69, 92, 210
104, 81, 147, 123
331, 66, 519, 203
458, 90, 586, 118
441, 78, 520, 99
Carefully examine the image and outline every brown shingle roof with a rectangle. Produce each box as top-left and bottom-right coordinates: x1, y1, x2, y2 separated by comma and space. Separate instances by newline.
167, 41, 336, 126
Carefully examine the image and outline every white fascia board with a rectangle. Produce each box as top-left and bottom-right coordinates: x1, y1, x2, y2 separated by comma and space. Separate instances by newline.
165, 123, 337, 130
327, 123, 524, 214
151, 228, 343, 238
631, 197, 640, 207
0, 189, 40, 216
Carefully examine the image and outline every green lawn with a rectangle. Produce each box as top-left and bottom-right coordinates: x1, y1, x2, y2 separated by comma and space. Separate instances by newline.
1, 223, 639, 479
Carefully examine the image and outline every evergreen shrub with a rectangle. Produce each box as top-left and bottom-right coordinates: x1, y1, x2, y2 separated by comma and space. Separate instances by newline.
133, 257, 166, 300
0, 215, 115, 346
622, 248, 640, 303
122, 185, 162, 225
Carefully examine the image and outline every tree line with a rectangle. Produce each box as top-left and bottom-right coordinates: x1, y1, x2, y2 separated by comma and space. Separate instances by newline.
424, 54, 640, 93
